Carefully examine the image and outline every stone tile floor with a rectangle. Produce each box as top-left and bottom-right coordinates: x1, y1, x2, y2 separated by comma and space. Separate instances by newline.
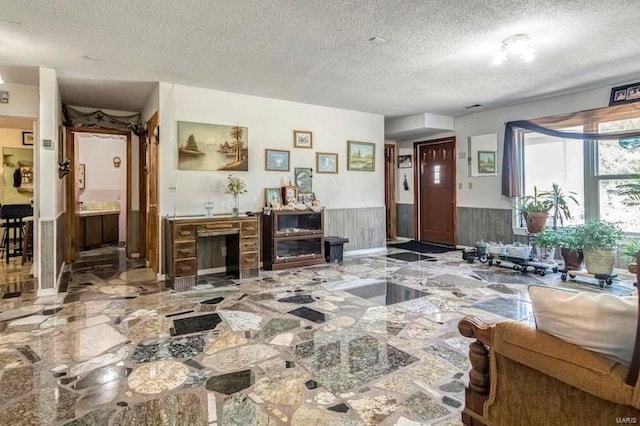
0, 246, 635, 425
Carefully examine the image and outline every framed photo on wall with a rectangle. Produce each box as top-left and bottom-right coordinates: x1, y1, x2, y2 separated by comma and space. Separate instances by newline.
347, 140, 375, 171
294, 167, 313, 193
293, 130, 313, 149
265, 149, 290, 171
398, 155, 412, 168
0, 91, 9, 104
22, 132, 34, 146
316, 152, 338, 174
477, 151, 497, 175
609, 82, 640, 106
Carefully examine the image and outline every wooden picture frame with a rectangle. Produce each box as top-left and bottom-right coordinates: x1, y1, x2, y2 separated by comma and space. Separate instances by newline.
347, 140, 375, 171
609, 82, 640, 106
293, 130, 313, 149
477, 151, 497, 175
22, 131, 34, 146
264, 187, 282, 207
294, 167, 313, 193
316, 152, 338, 174
265, 149, 290, 171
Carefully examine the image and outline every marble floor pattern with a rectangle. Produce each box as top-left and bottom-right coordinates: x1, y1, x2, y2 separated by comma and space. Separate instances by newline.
0, 246, 635, 426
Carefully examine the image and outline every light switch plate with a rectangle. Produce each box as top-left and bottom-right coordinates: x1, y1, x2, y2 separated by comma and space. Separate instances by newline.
458, 182, 463, 189
43, 139, 53, 149
468, 182, 473, 189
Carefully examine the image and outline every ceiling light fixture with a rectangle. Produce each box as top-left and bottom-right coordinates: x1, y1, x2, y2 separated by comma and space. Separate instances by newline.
493, 33, 535, 65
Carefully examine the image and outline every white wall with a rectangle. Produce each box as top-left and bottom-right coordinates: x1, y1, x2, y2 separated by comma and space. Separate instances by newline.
0, 128, 34, 204
142, 84, 159, 123
455, 86, 611, 209
158, 83, 385, 216
0, 82, 39, 119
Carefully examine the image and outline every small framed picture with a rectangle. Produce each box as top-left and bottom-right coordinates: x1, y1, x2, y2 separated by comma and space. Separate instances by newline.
347, 140, 375, 171
609, 82, 640, 106
295, 167, 313, 193
265, 149, 290, 171
293, 130, 313, 149
264, 187, 282, 207
298, 192, 315, 204
316, 152, 338, 174
477, 151, 497, 175
0, 91, 8, 104
22, 131, 34, 146
398, 155, 412, 168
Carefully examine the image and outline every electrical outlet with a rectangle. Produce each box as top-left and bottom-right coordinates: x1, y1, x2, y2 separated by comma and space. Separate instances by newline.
221, 246, 227, 256
468, 182, 473, 190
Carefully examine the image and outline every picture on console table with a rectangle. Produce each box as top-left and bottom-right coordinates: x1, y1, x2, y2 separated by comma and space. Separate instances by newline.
177, 121, 248, 171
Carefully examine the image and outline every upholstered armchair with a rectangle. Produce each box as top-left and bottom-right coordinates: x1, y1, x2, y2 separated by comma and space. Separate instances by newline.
457, 252, 640, 426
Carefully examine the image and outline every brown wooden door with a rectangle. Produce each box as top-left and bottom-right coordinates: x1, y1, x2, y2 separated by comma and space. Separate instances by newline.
417, 138, 456, 246
384, 144, 396, 240
146, 113, 159, 272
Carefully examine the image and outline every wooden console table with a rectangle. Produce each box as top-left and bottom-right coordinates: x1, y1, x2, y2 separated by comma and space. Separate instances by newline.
165, 215, 260, 290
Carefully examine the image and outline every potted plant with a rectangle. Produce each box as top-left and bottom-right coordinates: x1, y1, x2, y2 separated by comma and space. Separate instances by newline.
506, 242, 532, 260
518, 186, 552, 234
224, 174, 247, 217
475, 240, 488, 255
581, 220, 624, 276
535, 228, 560, 260
621, 240, 640, 274
557, 226, 584, 269
540, 183, 579, 229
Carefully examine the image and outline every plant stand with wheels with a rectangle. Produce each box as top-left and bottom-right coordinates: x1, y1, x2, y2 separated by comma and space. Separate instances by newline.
486, 254, 557, 276
560, 269, 617, 288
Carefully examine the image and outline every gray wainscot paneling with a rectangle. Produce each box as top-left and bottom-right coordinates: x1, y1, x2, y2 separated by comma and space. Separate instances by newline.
56, 213, 66, 277
396, 203, 415, 239
41, 220, 55, 290
324, 207, 386, 252
128, 210, 140, 254
457, 207, 513, 246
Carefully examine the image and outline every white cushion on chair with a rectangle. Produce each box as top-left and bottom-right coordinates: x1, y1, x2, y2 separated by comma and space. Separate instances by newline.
529, 285, 638, 366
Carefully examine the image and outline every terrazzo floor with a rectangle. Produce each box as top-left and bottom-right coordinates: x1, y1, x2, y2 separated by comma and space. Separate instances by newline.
0, 245, 635, 426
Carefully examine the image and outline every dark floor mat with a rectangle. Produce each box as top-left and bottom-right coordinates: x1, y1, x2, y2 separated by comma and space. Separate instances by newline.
388, 240, 454, 254
386, 252, 437, 262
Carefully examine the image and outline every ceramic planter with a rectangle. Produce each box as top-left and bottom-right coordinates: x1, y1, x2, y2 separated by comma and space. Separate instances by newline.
583, 248, 616, 276
526, 212, 549, 234
629, 262, 637, 274
561, 248, 583, 269
506, 245, 532, 260
487, 244, 506, 256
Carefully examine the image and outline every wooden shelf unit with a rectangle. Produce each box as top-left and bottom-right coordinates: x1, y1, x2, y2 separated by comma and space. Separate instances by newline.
262, 209, 325, 270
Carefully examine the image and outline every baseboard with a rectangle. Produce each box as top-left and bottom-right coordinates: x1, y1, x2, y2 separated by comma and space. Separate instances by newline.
37, 288, 58, 297
345, 247, 387, 257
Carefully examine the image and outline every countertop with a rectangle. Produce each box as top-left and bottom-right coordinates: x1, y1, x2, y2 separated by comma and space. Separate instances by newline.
165, 214, 256, 222
77, 209, 120, 217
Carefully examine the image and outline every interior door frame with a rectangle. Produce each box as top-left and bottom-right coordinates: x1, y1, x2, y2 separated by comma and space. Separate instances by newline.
145, 112, 159, 273
65, 127, 133, 262
413, 136, 457, 245
384, 143, 397, 240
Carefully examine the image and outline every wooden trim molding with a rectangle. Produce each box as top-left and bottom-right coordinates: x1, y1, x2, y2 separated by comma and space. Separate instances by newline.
384, 143, 397, 240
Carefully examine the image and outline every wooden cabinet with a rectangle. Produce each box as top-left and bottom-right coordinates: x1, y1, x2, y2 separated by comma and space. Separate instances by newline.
165, 215, 260, 290
77, 213, 120, 250
262, 210, 325, 270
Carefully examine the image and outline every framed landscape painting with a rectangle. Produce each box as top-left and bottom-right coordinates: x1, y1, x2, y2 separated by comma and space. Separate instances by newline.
347, 141, 375, 171
477, 151, 497, 175
177, 121, 248, 171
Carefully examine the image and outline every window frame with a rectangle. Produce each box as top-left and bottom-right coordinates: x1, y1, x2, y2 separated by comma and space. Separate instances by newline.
516, 106, 640, 236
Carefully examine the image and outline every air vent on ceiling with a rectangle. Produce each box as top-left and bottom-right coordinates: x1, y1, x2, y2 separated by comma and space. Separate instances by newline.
368, 36, 387, 44
465, 104, 483, 110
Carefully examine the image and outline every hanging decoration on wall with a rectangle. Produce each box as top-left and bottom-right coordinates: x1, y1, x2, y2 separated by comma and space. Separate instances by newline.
403, 174, 410, 191
113, 156, 122, 168
62, 105, 143, 134
58, 159, 71, 179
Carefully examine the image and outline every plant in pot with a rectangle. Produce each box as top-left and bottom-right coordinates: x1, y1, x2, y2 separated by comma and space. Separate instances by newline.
475, 240, 488, 255
581, 220, 624, 276
535, 228, 560, 261
621, 240, 640, 274
540, 183, 579, 230
557, 226, 584, 270
518, 187, 552, 234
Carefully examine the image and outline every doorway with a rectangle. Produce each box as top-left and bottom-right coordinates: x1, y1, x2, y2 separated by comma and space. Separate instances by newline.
384, 144, 396, 240
65, 128, 133, 260
144, 112, 159, 273
415, 137, 456, 246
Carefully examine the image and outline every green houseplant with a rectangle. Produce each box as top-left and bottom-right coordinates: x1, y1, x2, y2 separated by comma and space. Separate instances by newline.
580, 220, 624, 276
535, 229, 560, 260
540, 183, 579, 229
224, 174, 247, 217
621, 240, 640, 274
518, 186, 552, 234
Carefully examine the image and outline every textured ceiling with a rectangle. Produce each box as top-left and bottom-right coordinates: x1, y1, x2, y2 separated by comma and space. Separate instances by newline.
1, 1, 640, 116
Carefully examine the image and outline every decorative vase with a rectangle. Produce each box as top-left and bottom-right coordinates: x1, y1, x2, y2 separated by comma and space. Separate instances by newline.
232, 196, 239, 217
204, 201, 214, 217
584, 248, 616, 276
